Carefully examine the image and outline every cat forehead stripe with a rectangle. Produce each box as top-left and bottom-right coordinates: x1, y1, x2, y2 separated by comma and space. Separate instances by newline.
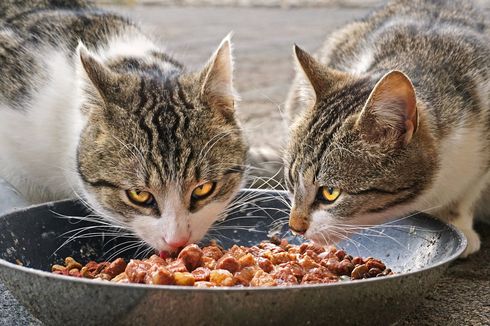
288, 78, 372, 187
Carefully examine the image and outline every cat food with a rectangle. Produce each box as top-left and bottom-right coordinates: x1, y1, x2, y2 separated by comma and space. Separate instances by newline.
51, 239, 393, 287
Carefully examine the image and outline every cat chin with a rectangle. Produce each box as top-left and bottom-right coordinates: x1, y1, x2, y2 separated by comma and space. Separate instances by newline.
304, 210, 342, 245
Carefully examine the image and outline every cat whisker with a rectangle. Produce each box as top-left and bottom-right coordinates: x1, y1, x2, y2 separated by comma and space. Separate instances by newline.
52, 209, 130, 231
248, 173, 286, 192
59, 225, 131, 238
204, 230, 241, 243
325, 228, 374, 257
258, 93, 290, 129
52, 222, 134, 255
105, 240, 149, 262
337, 225, 408, 250
215, 215, 270, 224
208, 226, 264, 233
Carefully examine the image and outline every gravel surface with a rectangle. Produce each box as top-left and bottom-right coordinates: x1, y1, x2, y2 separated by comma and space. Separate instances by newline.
0, 5, 488, 325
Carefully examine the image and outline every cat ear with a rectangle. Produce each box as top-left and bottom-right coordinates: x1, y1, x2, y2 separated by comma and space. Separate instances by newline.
199, 34, 236, 117
293, 45, 350, 100
357, 70, 418, 146
77, 42, 137, 107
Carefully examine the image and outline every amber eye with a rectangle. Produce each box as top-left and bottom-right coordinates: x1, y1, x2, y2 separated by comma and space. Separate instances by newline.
318, 186, 341, 203
126, 190, 155, 206
191, 182, 216, 200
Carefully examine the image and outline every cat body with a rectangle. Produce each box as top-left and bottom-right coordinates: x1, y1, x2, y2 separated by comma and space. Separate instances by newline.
0, 1, 247, 251
285, 0, 489, 256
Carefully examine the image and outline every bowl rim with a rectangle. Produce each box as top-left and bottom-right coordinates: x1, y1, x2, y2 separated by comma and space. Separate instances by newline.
0, 189, 467, 293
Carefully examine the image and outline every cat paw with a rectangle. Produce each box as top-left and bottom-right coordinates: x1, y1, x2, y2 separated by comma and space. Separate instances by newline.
458, 228, 481, 258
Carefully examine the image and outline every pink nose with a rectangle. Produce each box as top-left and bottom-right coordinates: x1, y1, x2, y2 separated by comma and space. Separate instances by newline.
167, 238, 190, 249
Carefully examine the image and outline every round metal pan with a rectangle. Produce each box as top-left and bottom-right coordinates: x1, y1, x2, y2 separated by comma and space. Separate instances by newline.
0, 189, 466, 325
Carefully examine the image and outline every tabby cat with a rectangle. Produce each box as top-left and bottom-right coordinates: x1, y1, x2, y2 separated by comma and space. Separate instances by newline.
0, 1, 247, 252
284, 0, 489, 257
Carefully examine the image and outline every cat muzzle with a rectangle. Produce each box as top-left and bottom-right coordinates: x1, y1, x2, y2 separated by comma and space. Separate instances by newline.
289, 212, 309, 235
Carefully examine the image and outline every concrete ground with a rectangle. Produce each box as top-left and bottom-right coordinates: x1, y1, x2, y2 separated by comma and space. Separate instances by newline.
0, 5, 488, 325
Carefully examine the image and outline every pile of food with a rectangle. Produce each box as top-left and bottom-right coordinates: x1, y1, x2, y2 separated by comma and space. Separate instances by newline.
52, 239, 393, 287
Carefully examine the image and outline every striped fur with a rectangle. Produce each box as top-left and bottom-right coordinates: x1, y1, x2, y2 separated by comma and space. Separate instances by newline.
285, 0, 489, 257
0, 1, 247, 252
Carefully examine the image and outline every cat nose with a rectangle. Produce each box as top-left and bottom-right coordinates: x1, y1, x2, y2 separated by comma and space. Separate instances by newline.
289, 224, 307, 235
289, 210, 309, 235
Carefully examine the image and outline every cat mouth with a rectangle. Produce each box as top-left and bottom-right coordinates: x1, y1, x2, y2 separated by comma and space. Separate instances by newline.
157, 242, 189, 258
156, 247, 181, 258
152, 236, 191, 255
164, 236, 191, 249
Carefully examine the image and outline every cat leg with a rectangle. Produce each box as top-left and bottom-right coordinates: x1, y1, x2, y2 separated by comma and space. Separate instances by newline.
450, 173, 489, 257
452, 209, 481, 258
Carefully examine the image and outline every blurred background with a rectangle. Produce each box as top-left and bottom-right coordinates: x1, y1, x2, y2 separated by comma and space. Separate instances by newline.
99, 0, 382, 6
99, 0, 488, 7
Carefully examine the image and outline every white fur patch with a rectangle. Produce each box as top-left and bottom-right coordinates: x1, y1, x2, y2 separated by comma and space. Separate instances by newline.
0, 48, 85, 203
417, 126, 488, 210
347, 50, 373, 75
81, 33, 176, 81
97, 33, 157, 60
305, 209, 337, 243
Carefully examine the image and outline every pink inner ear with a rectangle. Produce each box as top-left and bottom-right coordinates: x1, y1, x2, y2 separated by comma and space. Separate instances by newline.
200, 38, 236, 117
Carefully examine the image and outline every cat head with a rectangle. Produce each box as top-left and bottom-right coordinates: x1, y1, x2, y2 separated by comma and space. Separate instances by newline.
75, 36, 247, 252
284, 45, 438, 244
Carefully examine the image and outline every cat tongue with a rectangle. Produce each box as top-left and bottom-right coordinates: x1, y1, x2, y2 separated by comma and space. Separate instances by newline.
159, 251, 170, 259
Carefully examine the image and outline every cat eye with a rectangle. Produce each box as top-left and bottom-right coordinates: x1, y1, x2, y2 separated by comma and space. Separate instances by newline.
126, 190, 155, 206
191, 182, 216, 201
318, 186, 341, 204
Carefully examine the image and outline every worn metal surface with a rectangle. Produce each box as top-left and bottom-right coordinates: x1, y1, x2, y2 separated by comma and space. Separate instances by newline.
0, 190, 466, 325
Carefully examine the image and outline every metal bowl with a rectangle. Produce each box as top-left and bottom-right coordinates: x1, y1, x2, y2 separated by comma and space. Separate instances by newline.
0, 189, 466, 325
